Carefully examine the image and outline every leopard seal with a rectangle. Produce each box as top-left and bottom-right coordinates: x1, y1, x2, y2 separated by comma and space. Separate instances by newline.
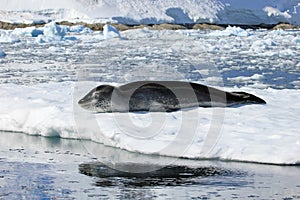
78, 81, 266, 113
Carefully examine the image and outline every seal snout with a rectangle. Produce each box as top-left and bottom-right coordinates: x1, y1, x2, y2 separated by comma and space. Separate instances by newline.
78, 98, 87, 104
78, 93, 93, 105
78, 97, 92, 110
78, 88, 97, 110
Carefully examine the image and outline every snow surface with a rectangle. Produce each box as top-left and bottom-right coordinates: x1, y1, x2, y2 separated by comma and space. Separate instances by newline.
0, 24, 300, 165
0, 82, 299, 165
0, 0, 300, 25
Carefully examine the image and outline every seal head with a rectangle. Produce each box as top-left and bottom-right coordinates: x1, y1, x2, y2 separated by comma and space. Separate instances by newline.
78, 85, 114, 112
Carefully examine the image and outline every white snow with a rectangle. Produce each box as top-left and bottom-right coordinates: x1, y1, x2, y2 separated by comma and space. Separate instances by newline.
0, 10, 51, 24
0, 82, 299, 165
264, 6, 292, 19
0, 0, 300, 25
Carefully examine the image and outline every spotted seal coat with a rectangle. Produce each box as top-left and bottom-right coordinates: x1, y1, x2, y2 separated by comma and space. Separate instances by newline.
78, 81, 266, 112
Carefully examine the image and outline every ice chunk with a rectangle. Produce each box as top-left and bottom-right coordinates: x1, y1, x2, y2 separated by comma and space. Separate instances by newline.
31, 29, 44, 37
68, 25, 93, 33
264, 38, 276, 46
209, 26, 250, 37
250, 39, 276, 53
43, 21, 66, 39
103, 24, 120, 39
0, 31, 21, 43
0, 48, 6, 58
12, 27, 43, 37
294, 37, 300, 43
36, 22, 78, 43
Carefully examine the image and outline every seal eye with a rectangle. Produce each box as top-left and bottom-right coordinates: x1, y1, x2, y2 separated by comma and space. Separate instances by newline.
95, 86, 103, 91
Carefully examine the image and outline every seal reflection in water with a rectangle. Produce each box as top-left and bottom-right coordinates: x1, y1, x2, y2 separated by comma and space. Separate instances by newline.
78, 81, 266, 113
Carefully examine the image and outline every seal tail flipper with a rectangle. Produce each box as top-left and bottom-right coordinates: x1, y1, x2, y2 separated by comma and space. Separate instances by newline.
230, 92, 266, 104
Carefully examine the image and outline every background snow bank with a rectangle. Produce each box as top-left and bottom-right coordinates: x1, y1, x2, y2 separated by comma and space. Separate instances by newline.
217, 0, 300, 25
0, 82, 299, 165
0, 0, 300, 25
0, 22, 120, 44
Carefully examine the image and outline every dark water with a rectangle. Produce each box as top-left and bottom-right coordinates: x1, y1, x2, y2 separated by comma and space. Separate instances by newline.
0, 132, 299, 199
77, 162, 300, 199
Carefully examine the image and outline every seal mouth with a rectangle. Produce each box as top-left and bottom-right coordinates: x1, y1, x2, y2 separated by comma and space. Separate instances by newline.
78, 88, 97, 108
78, 98, 85, 104
78, 97, 91, 106
78, 100, 89, 110
78, 95, 109, 112
78, 97, 96, 110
